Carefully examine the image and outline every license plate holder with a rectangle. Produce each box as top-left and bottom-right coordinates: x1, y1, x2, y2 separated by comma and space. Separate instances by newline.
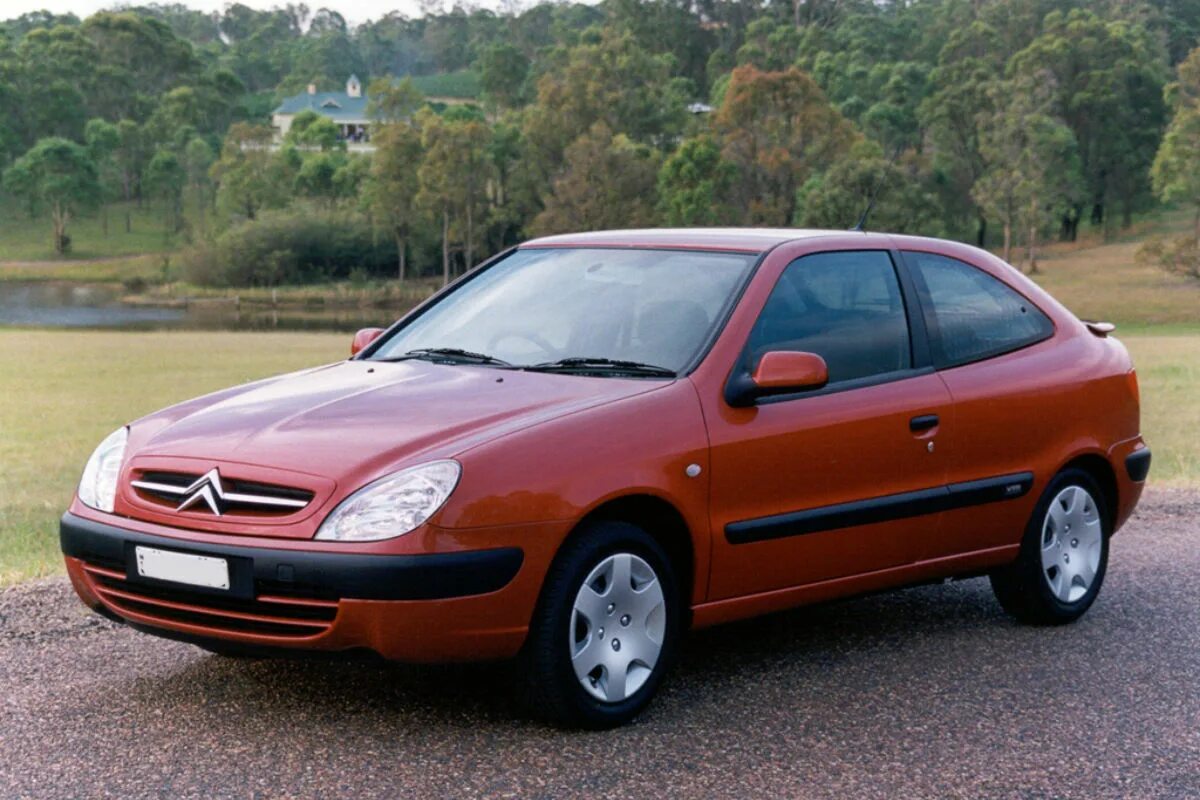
124, 542, 255, 599
135, 546, 230, 590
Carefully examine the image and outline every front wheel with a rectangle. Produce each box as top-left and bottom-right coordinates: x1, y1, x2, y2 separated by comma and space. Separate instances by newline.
520, 521, 682, 728
990, 468, 1110, 625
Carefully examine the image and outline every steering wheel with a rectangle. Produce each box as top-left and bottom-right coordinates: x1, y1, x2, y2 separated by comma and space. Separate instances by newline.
487, 330, 561, 361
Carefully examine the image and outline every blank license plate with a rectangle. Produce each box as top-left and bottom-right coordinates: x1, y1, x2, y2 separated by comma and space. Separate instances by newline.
135, 546, 230, 590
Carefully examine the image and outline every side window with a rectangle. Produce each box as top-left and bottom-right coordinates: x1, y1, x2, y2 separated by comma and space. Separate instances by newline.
746, 250, 912, 385
905, 252, 1054, 368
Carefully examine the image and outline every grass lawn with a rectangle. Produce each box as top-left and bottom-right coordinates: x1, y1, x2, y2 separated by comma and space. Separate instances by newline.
0, 330, 345, 584
1028, 209, 1200, 327
0, 253, 168, 284
0, 200, 180, 262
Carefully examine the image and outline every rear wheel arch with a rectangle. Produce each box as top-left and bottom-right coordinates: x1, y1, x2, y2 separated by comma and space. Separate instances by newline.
1058, 453, 1118, 530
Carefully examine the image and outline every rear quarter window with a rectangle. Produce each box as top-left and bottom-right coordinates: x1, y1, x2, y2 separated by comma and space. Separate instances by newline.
904, 251, 1054, 369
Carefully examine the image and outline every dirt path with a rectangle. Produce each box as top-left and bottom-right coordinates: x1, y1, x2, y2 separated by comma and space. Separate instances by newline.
2, 488, 1198, 799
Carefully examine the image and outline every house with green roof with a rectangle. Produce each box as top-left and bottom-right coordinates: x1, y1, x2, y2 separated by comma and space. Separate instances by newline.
271, 75, 374, 151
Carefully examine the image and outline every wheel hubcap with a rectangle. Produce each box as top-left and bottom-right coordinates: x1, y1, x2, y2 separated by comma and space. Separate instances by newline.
570, 553, 666, 703
1040, 485, 1102, 604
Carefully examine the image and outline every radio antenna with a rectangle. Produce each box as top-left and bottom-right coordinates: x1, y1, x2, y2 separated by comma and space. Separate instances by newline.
851, 145, 904, 232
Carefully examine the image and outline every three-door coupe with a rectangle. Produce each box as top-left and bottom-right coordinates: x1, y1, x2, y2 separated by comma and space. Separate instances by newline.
62, 229, 1149, 727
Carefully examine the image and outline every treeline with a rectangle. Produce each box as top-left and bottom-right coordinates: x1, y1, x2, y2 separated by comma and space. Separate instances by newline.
4, 0, 1200, 284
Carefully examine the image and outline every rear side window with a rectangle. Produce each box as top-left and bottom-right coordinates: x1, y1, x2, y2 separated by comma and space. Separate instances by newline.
746, 250, 911, 385
905, 252, 1053, 369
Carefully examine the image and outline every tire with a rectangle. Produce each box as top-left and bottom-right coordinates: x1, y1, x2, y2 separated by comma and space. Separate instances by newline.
990, 468, 1110, 625
520, 520, 682, 728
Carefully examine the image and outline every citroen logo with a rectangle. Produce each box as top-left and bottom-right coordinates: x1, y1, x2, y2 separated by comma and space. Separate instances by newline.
176, 468, 228, 515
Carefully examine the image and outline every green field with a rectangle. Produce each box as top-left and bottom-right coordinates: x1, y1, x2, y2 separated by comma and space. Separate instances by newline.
0, 200, 181, 262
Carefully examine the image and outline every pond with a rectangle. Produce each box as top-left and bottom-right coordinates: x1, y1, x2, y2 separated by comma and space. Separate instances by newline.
0, 282, 405, 332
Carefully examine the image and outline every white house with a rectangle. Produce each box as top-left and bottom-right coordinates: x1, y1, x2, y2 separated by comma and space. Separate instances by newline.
272, 75, 374, 151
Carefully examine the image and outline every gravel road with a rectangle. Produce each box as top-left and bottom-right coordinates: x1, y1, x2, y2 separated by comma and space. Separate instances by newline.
3, 488, 1198, 800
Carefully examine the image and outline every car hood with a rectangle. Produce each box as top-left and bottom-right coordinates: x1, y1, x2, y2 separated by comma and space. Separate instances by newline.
115, 359, 669, 537
129, 359, 666, 479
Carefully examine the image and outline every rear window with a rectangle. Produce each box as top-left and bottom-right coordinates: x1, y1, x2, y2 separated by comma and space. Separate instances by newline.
905, 252, 1053, 369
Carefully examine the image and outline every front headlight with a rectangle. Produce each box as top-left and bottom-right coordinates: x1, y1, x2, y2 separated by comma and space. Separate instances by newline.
315, 460, 461, 542
78, 427, 128, 513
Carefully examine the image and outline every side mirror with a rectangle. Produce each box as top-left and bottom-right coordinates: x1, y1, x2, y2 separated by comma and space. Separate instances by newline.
752, 351, 828, 391
350, 327, 385, 357
726, 350, 829, 407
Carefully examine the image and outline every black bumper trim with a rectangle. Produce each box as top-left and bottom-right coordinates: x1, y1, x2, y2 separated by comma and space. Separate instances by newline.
1125, 448, 1151, 482
60, 512, 523, 601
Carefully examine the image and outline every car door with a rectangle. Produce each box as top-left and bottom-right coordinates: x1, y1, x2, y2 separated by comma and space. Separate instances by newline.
899, 249, 1059, 560
703, 249, 955, 601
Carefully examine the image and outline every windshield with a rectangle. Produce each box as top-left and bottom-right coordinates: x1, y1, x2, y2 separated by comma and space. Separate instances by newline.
369, 248, 756, 374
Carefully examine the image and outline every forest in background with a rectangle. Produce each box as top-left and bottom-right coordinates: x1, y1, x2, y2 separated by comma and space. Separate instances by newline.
5, 0, 1200, 286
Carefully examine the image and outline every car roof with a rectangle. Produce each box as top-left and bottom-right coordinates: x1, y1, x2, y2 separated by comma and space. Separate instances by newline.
520, 228, 895, 253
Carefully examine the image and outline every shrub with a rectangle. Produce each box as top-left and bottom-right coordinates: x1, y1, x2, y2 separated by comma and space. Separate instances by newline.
182, 208, 394, 287
1136, 235, 1200, 280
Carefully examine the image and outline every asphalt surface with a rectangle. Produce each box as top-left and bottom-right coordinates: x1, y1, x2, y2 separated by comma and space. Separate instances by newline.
2, 488, 1198, 800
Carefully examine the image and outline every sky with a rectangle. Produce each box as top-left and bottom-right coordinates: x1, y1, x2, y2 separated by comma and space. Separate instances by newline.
0, 0, 505, 26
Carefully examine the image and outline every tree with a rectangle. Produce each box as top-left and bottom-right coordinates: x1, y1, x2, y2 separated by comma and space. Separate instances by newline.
364, 120, 423, 280
367, 76, 424, 123
294, 151, 347, 206
530, 122, 660, 236
1009, 9, 1168, 234
714, 65, 858, 226
1152, 46, 1200, 241
285, 110, 344, 151
478, 43, 529, 111
210, 123, 290, 221
113, 120, 148, 232
183, 137, 216, 234
796, 142, 944, 235
919, 21, 1004, 245
145, 148, 186, 234
973, 75, 1083, 271
84, 118, 121, 237
657, 135, 736, 226
3, 138, 100, 254
416, 109, 494, 285
521, 28, 690, 199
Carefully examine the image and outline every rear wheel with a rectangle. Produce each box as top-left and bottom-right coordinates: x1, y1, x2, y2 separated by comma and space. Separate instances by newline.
990, 468, 1109, 625
520, 520, 681, 728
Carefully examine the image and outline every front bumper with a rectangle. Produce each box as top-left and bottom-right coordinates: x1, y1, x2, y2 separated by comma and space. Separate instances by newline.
61, 512, 533, 662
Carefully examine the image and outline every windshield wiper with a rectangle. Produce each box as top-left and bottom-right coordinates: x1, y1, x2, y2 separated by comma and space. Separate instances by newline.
379, 347, 512, 367
524, 357, 676, 378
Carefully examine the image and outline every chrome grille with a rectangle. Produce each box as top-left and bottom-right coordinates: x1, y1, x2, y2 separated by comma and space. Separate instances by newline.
131, 469, 314, 517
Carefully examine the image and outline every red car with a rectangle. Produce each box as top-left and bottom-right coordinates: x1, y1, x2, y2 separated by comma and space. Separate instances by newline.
62, 229, 1149, 727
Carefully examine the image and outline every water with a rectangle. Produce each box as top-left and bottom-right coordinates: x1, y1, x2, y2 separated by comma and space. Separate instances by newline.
0, 282, 404, 332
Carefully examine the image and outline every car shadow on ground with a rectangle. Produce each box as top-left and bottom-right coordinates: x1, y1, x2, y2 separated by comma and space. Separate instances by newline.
115, 576, 1019, 730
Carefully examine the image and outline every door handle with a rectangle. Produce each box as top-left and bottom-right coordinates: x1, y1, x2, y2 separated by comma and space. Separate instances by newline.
909, 414, 939, 432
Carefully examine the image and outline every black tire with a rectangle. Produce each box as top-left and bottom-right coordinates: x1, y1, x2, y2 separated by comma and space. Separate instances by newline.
519, 520, 682, 729
990, 468, 1110, 625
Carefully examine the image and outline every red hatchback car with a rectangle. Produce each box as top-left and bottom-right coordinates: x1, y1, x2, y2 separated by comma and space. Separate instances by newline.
62, 229, 1149, 727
